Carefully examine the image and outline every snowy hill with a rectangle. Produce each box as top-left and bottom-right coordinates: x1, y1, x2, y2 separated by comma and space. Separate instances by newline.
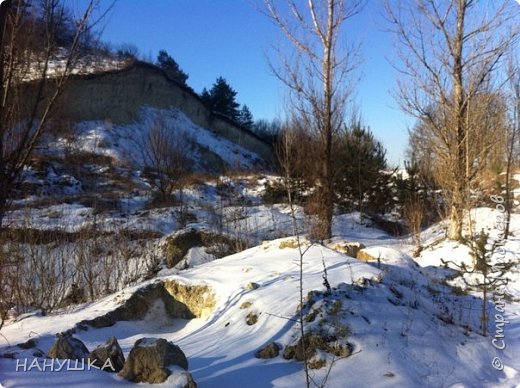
1, 202, 519, 387
59, 106, 266, 172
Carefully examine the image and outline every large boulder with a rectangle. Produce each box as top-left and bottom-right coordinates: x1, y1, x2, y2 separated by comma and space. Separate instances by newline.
88, 336, 125, 372
118, 338, 190, 384
47, 333, 89, 360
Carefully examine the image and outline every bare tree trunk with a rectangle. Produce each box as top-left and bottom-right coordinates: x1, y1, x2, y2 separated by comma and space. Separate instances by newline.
278, 127, 311, 388
264, 0, 363, 240
0, 0, 13, 230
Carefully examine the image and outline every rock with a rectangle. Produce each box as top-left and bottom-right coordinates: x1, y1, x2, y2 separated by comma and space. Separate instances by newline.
33, 349, 45, 358
79, 283, 193, 329
308, 356, 327, 369
240, 301, 253, 309
283, 333, 321, 361
327, 241, 366, 258
255, 343, 280, 359
88, 336, 125, 373
79, 281, 216, 329
118, 338, 189, 384
279, 239, 299, 249
47, 333, 89, 360
356, 249, 379, 262
17, 339, 37, 349
283, 332, 353, 363
246, 282, 260, 290
246, 312, 258, 326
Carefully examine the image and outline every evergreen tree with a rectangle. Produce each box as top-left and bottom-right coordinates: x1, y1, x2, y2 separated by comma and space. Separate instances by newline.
201, 76, 240, 121
156, 49, 188, 86
238, 105, 254, 129
335, 122, 389, 215
253, 118, 282, 143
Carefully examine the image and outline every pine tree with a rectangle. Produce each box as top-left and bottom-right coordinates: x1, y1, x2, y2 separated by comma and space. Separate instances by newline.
201, 76, 240, 121
156, 49, 188, 86
238, 105, 254, 129
335, 122, 389, 215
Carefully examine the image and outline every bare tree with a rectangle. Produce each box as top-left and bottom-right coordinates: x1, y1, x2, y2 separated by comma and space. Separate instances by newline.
264, 0, 364, 240
385, 0, 520, 240
276, 124, 312, 387
0, 0, 109, 332
0, 0, 102, 227
139, 117, 191, 204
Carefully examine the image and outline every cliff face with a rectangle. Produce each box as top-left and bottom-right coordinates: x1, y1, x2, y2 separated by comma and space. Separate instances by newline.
43, 61, 272, 163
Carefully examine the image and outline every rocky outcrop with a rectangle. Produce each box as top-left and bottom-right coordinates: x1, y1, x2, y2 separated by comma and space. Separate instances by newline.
79, 280, 216, 329
162, 229, 238, 269
162, 280, 216, 319
255, 343, 280, 359
88, 336, 125, 372
327, 241, 366, 258
356, 249, 379, 262
47, 333, 89, 360
118, 338, 192, 384
46, 61, 273, 162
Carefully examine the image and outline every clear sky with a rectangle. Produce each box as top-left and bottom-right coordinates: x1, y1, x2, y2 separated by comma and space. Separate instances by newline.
77, 0, 418, 166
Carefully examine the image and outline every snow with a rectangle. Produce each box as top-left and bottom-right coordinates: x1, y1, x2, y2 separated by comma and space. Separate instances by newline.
1, 212, 519, 387
64, 107, 264, 171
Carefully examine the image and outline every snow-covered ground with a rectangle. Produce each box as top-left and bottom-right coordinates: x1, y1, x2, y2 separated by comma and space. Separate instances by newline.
1, 105, 519, 387
1, 204, 519, 387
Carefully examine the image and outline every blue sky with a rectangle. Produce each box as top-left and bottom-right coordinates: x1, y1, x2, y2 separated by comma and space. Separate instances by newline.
78, 0, 414, 166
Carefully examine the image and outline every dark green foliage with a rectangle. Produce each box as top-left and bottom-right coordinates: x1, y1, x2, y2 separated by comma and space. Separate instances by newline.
253, 118, 281, 143
156, 49, 189, 86
201, 77, 240, 121
238, 104, 254, 130
334, 122, 390, 215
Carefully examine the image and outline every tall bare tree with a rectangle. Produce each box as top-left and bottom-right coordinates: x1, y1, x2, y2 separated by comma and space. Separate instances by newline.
385, 0, 519, 240
0, 0, 104, 332
264, 0, 364, 240
0, 0, 100, 228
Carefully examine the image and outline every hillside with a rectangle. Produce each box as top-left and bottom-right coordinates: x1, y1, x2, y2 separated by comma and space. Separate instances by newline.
0, 156, 519, 387
24, 60, 273, 163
